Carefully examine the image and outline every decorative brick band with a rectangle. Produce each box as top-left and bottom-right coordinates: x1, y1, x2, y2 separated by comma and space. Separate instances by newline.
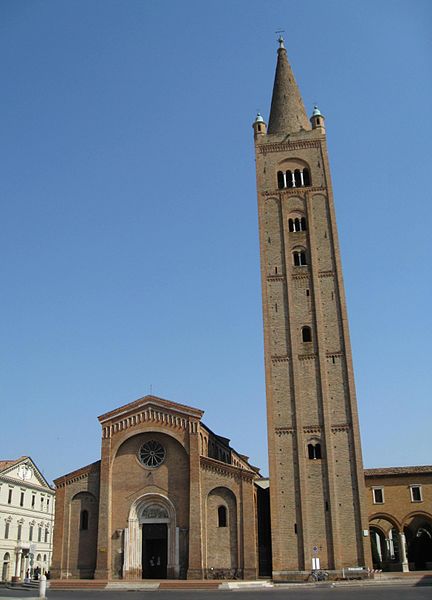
275, 427, 295, 436
303, 426, 321, 434
200, 456, 256, 481
258, 140, 321, 154
331, 423, 351, 433
298, 353, 317, 361
271, 355, 290, 364
262, 186, 326, 197
55, 471, 90, 489
267, 275, 286, 282
102, 409, 198, 439
318, 270, 334, 278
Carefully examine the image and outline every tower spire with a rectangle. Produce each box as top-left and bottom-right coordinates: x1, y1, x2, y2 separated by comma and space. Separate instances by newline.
267, 37, 310, 135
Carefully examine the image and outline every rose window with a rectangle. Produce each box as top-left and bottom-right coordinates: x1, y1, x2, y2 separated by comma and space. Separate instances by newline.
138, 440, 165, 468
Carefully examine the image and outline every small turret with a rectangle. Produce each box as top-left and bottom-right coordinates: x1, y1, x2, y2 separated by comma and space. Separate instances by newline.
310, 105, 325, 132
253, 112, 267, 138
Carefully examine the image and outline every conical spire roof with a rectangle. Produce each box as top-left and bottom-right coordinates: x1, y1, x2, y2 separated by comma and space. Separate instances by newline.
267, 38, 310, 135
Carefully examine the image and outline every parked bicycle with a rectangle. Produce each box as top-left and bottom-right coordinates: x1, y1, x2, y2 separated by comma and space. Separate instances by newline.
308, 569, 329, 582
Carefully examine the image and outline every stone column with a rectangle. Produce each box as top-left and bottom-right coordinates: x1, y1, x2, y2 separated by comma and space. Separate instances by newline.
123, 519, 141, 579
399, 531, 409, 572
15, 551, 22, 578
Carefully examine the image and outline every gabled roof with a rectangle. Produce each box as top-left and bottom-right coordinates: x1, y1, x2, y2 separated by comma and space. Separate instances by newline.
365, 465, 432, 477
0, 458, 22, 471
0, 456, 53, 490
98, 394, 204, 424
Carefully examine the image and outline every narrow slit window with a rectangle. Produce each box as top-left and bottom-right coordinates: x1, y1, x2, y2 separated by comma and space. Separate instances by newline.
302, 326, 312, 342
286, 170, 294, 188
218, 505, 227, 527
308, 443, 322, 460
80, 510, 89, 531
277, 171, 285, 189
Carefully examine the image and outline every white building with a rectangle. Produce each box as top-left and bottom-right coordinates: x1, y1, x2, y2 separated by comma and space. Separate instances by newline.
0, 457, 55, 582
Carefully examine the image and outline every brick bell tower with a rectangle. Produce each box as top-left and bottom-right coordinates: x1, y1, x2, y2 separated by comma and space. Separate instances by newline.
253, 38, 372, 578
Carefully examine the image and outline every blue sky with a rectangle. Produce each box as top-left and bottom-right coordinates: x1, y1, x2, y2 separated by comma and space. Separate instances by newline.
1, 0, 431, 482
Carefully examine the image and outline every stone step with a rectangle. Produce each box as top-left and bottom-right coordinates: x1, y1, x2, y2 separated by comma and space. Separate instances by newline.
159, 580, 220, 589
49, 579, 107, 589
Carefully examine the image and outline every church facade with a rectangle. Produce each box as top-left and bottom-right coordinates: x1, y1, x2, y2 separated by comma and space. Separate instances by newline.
52, 396, 260, 580
50, 41, 431, 582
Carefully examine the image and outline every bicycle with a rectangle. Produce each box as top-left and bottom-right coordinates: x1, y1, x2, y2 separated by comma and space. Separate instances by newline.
308, 569, 329, 582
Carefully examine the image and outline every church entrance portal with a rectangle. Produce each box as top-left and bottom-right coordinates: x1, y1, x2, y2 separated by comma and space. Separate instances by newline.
142, 523, 167, 579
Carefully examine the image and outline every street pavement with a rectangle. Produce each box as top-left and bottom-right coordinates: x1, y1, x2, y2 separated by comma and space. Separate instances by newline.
1, 583, 432, 600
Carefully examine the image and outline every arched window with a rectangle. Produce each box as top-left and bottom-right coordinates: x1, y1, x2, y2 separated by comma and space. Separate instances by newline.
302, 326, 312, 342
289, 217, 307, 232
277, 167, 311, 189
218, 505, 227, 527
286, 170, 294, 188
308, 443, 322, 460
277, 171, 285, 189
293, 250, 307, 266
80, 510, 89, 531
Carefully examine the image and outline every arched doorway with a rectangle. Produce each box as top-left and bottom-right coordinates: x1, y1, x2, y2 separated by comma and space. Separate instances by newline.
2, 553, 10, 582
369, 514, 404, 572
123, 493, 178, 580
404, 514, 432, 570
141, 504, 170, 579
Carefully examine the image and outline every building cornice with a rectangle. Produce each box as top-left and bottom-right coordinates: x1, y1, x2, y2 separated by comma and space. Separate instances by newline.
257, 139, 321, 154
200, 456, 258, 482
54, 461, 100, 489
0, 475, 55, 494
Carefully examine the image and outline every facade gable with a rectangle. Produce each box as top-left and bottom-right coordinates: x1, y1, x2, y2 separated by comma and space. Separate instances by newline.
0, 456, 52, 492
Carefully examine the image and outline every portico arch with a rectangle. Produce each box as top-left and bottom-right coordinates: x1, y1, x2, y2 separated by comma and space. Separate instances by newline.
369, 513, 407, 572
402, 512, 432, 571
123, 493, 178, 580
